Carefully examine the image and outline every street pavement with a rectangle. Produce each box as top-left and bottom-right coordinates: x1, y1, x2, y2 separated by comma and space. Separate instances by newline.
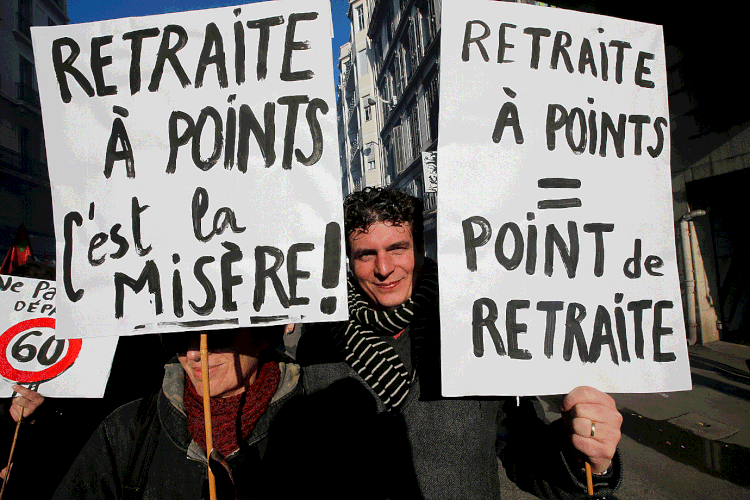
498, 341, 750, 499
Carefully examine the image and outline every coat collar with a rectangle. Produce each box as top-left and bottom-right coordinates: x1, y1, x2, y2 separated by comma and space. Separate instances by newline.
157, 359, 301, 460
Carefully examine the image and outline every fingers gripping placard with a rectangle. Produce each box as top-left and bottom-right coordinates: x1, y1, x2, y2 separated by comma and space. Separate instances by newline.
31, 0, 346, 339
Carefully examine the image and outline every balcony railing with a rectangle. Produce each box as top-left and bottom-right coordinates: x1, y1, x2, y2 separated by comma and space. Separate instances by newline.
17, 83, 40, 109
0, 145, 50, 181
349, 133, 362, 164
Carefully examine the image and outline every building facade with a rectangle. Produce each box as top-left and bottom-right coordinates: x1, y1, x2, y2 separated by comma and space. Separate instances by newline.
0, 0, 67, 262
366, 0, 441, 259
338, 0, 386, 199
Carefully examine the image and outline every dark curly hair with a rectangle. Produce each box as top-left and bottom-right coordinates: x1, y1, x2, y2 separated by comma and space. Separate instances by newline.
343, 187, 424, 255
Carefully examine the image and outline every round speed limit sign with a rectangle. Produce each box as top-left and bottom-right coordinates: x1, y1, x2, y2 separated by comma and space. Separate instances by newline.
0, 318, 82, 383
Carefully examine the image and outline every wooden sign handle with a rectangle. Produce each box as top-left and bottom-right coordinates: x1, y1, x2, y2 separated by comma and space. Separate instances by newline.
0, 407, 24, 500
200, 334, 217, 500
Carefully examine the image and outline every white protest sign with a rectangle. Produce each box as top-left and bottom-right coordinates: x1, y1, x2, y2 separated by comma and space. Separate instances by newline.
0, 275, 117, 397
31, 0, 346, 339
437, 0, 691, 396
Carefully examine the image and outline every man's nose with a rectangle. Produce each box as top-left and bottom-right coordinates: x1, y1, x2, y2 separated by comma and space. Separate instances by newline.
374, 252, 394, 279
186, 348, 201, 361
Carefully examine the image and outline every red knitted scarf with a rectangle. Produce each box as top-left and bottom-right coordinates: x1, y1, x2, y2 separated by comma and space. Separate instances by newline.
184, 360, 280, 456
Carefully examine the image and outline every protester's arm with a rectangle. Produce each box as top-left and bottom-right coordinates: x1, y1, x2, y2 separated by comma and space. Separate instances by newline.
9, 385, 44, 422
52, 403, 136, 499
497, 387, 622, 499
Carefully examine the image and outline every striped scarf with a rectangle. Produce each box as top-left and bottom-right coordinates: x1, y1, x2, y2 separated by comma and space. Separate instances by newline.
336, 259, 439, 411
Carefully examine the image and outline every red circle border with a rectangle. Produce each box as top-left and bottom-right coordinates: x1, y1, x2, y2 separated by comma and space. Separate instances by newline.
0, 318, 82, 383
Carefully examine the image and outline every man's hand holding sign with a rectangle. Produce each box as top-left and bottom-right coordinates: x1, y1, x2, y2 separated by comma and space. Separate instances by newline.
562, 386, 622, 475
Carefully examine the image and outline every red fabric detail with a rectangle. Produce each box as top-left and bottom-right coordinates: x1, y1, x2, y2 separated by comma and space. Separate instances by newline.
184, 360, 280, 456
1, 224, 33, 275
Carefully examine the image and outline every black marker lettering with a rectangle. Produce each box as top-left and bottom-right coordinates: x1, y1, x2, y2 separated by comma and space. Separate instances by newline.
653, 301, 676, 362
281, 12, 317, 81
627, 299, 652, 359
296, 98, 328, 165
495, 222, 523, 271
635, 51, 655, 88
589, 305, 618, 364
461, 20, 490, 62
149, 25, 191, 92
288, 243, 314, 306
167, 110, 194, 173
506, 300, 531, 360
189, 256, 216, 316
246, 16, 285, 80
90, 35, 117, 96
254, 246, 290, 311
220, 241, 243, 312
545, 221, 578, 278
462, 216, 491, 272
114, 260, 162, 319
192, 106, 223, 171
195, 22, 228, 89
523, 27, 551, 70
122, 28, 160, 95
238, 102, 276, 170
583, 223, 614, 277
63, 211, 84, 301
563, 302, 589, 362
497, 23, 516, 63
52, 37, 95, 103
537, 300, 564, 358
472, 297, 506, 357
277, 95, 308, 169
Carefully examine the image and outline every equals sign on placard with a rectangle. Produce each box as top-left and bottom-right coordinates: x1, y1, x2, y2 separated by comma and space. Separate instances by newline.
537, 178, 582, 209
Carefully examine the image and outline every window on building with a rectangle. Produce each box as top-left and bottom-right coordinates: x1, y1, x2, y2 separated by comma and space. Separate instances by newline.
401, 28, 413, 82
409, 103, 421, 159
393, 58, 403, 99
364, 103, 372, 121
18, 0, 32, 37
357, 5, 365, 31
393, 124, 405, 174
368, 160, 376, 171
19, 126, 31, 159
358, 50, 369, 76
18, 57, 36, 106
417, 0, 437, 48
424, 71, 439, 143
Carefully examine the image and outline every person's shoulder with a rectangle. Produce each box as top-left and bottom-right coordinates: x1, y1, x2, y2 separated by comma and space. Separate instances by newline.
294, 321, 347, 365
99, 394, 159, 440
301, 361, 357, 391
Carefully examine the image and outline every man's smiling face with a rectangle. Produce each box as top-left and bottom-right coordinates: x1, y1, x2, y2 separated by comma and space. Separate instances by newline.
348, 221, 416, 311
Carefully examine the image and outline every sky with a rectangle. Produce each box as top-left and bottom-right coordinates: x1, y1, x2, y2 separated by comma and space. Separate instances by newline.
66, 0, 352, 84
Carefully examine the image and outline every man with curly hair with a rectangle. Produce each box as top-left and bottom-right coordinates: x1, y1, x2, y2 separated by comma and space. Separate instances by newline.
301, 187, 624, 499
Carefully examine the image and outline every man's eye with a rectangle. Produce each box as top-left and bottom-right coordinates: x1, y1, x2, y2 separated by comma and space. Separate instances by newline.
358, 254, 375, 262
